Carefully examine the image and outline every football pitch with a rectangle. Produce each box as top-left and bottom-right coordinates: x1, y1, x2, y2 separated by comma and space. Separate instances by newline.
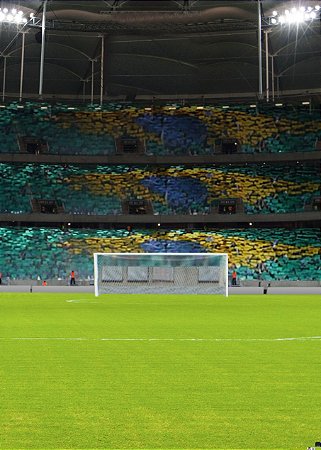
0, 293, 320, 449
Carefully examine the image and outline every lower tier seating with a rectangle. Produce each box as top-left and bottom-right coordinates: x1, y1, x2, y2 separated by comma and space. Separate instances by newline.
0, 227, 319, 281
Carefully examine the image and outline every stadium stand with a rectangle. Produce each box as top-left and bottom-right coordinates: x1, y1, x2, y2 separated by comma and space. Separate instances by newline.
0, 163, 319, 215
0, 227, 319, 282
0, 102, 321, 155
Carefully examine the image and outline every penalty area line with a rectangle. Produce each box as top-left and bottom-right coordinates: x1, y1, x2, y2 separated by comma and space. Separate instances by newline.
0, 336, 321, 342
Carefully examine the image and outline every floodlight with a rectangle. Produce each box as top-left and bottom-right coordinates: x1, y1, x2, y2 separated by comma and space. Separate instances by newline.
270, 4, 320, 25
0, 6, 27, 24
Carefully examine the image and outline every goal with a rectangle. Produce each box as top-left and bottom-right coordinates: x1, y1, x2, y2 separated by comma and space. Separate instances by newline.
94, 253, 228, 297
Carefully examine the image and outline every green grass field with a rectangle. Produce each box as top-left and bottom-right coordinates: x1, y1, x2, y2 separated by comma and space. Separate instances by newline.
0, 293, 320, 449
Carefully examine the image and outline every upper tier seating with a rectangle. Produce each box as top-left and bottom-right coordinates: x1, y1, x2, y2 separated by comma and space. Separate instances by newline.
0, 102, 320, 155
0, 163, 319, 215
0, 227, 319, 281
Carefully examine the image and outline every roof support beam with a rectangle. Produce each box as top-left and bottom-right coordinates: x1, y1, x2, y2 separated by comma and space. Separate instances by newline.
103, 0, 128, 12
39, 0, 47, 98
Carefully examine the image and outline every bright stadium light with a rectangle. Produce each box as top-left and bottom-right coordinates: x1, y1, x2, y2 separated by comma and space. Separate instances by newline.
267, 5, 320, 26
0, 6, 26, 24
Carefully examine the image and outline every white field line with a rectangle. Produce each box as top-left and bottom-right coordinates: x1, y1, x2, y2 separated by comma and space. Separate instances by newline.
66, 299, 101, 303
0, 336, 321, 342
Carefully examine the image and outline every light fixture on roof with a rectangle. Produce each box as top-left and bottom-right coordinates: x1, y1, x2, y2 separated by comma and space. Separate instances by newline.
268, 5, 320, 25
0, 6, 26, 23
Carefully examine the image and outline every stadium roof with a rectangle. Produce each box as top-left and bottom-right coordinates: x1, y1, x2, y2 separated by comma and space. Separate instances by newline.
1, 0, 321, 101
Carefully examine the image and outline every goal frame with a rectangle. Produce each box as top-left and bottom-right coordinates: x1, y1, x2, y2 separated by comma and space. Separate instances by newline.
94, 252, 229, 297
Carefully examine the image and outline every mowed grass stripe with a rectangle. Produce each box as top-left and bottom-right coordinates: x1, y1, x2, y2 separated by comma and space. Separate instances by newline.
0, 293, 320, 449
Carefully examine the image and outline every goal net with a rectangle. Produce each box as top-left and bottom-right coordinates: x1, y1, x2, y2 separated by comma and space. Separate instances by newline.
94, 253, 228, 297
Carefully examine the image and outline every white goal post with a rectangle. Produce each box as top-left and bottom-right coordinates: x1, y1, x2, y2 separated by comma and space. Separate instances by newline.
94, 253, 228, 297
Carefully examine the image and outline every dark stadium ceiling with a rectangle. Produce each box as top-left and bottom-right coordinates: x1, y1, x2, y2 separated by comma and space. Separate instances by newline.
0, 0, 321, 101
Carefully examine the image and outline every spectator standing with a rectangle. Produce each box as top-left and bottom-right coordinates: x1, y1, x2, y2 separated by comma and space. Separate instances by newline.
70, 270, 76, 286
232, 270, 237, 286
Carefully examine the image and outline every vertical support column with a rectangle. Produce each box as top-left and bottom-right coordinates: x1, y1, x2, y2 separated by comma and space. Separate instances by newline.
100, 35, 104, 106
82, 79, 86, 103
90, 59, 94, 105
19, 32, 26, 102
264, 30, 270, 102
39, 0, 47, 97
258, 0, 263, 98
271, 55, 275, 102
2, 55, 7, 102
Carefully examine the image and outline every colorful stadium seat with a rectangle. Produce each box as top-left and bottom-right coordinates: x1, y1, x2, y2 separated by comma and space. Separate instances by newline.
0, 163, 319, 215
0, 102, 320, 155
